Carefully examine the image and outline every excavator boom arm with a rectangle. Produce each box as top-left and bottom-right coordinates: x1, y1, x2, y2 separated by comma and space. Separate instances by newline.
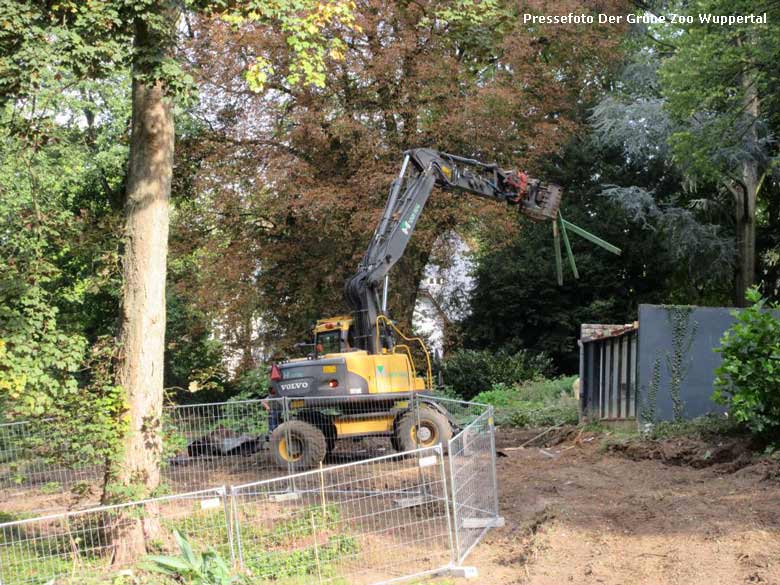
345, 148, 563, 353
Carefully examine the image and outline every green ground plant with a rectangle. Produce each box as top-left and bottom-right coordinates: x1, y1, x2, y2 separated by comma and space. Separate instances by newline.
142, 530, 242, 585
473, 376, 578, 428
238, 503, 359, 581
648, 414, 741, 441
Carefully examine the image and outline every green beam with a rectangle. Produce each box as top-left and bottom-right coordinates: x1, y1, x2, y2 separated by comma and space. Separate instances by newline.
560, 218, 622, 256
558, 213, 579, 279
553, 221, 564, 286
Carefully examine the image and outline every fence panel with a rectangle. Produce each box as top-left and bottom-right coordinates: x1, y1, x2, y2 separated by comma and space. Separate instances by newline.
163, 399, 284, 491
0, 420, 103, 495
419, 395, 489, 429
0, 487, 231, 585
448, 407, 500, 564
0, 395, 503, 582
231, 446, 453, 584
2, 395, 497, 514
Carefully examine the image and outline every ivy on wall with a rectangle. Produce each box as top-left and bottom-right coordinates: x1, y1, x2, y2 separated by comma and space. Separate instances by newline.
640, 305, 698, 426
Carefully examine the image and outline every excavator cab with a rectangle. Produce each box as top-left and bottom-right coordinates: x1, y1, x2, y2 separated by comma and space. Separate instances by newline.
312, 316, 353, 354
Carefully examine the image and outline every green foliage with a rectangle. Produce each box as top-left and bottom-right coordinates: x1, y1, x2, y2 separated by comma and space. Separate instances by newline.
230, 368, 270, 401
246, 533, 358, 580
0, 82, 129, 474
665, 306, 697, 421
713, 288, 780, 437
508, 397, 580, 429
440, 349, 553, 400
648, 413, 741, 441
142, 530, 242, 585
473, 376, 578, 428
641, 355, 662, 425
659, 0, 780, 182
222, 1, 358, 91
164, 293, 229, 403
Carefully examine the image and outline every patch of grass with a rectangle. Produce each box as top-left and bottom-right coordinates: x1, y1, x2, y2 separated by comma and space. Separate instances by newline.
473, 376, 579, 428
246, 533, 359, 581
235, 503, 359, 582
162, 508, 233, 558
0, 510, 25, 523
596, 415, 745, 454
40, 481, 62, 494
0, 527, 107, 584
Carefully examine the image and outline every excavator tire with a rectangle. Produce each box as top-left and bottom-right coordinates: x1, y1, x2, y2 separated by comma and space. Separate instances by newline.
270, 420, 327, 471
394, 407, 451, 453
295, 410, 337, 454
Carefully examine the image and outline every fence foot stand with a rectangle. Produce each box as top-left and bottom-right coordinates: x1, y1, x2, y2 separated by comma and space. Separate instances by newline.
461, 516, 505, 529
269, 491, 300, 502
447, 566, 479, 579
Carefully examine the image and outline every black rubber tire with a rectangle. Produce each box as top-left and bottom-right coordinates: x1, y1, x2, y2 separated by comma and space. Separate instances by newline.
270, 420, 327, 471
394, 406, 452, 453
296, 410, 337, 454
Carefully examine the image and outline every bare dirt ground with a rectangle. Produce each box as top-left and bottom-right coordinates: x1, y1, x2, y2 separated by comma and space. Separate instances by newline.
465, 429, 780, 585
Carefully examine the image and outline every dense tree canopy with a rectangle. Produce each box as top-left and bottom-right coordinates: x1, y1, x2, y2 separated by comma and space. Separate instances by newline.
171, 0, 627, 366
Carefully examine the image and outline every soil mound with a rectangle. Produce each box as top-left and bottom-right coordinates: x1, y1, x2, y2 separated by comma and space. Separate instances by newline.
608, 435, 756, 472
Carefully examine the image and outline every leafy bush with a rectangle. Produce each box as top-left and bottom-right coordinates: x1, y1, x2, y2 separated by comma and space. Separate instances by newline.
441, 349, 553, 400
229, 368, 270, 401
508, 396, 579, 428
473, 376, 578, 428
470, 382, 520, 409
713, 288, 780, 437
515, 377, 575, 403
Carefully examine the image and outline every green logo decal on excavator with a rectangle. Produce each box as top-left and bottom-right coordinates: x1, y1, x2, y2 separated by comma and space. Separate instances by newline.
377, 365, 408, 380
400, 203, 422, 236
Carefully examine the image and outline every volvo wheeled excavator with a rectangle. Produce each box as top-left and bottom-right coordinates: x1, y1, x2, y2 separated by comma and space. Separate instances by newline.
267, 148, 619, 469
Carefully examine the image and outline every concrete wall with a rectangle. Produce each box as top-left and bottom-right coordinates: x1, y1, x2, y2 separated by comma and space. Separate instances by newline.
637, 304, 737, 422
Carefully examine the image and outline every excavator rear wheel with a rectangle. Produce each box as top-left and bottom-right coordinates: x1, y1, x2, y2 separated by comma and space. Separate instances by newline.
270, 420, 327, 471
394, 407, 451, 453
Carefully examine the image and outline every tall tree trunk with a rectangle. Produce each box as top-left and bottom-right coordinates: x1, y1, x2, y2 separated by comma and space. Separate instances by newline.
734, 70, 760, 307
106, 14, 175, 564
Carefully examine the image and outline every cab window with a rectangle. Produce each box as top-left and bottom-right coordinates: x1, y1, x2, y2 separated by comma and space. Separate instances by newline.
316, 330, 342, 354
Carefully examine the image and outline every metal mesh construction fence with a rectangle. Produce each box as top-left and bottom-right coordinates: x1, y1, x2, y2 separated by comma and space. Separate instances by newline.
1, 396, 489, 506
0, 420, 102, 496
231, 446, 453, 584
0, 396, 501, 584
0, 487, 231, 585
164, 399, 283, 491
448, 407, 501, 563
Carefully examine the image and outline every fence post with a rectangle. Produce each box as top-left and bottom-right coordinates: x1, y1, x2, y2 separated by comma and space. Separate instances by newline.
219, 485, 235, 565
439, 443, 456, 569
447, 432, 461, 564
413, 392, 421, 447
487, 405, 500, 518
230, 486, 245, 569
282, 397, 296, 490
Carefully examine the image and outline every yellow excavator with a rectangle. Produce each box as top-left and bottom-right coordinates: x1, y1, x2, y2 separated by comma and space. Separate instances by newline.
267, 148, 616, 469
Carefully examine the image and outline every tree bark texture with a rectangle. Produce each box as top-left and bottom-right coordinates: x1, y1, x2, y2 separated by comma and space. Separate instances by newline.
109, 14, 175, 564
734, 69, 759, 307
